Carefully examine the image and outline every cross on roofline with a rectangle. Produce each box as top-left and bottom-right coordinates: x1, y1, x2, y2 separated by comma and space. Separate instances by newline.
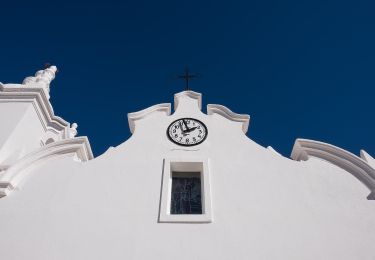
177, 67, 199, 91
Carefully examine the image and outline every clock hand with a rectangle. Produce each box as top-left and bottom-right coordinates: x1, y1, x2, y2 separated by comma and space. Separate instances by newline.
184, 126, 197, 133
182, 119, 190, 132
179, 121, 189, 135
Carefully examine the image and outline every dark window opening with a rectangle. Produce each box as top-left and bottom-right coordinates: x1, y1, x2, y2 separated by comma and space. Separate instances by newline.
170, 172, 202, 214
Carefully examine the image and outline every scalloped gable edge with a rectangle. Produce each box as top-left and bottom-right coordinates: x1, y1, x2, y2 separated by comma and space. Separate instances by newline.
0, 137, 93, 198
291, 138, 375, 200
174, 91, 202, 111
361, 150, 375, 168
127, 103, 171, 134
0, 83, 69, 134
207, 104, 250, 134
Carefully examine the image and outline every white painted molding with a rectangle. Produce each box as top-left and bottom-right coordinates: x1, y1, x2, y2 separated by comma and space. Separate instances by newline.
127, 103, 171, 134
174, 91, 202, 111
291, 139, 375, 200
0, 83, 70, 137
360, 150, 375, 169
0, 137, 93, 198
267, 146, 282, 156
207, 104, 250, 133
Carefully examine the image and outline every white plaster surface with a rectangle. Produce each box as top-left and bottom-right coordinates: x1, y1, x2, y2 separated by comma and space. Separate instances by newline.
0, 103, 30, 139
0, 105, 47, 166
0, 91, 374, 260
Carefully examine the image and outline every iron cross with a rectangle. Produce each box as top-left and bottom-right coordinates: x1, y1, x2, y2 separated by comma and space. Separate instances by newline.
177, 67, 198, 90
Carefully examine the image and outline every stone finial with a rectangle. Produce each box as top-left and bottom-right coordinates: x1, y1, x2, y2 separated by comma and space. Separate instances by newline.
22, 65, 58, 99
68, 123, 78, 138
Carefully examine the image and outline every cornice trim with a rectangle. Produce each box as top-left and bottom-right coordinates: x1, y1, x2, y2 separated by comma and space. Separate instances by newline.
174, 91, 202, 110
291, 138, 375, 200
207, 104, 250, 133
0, 84, 69, 135
0, 137, 93, 198
127, 103, 171, 134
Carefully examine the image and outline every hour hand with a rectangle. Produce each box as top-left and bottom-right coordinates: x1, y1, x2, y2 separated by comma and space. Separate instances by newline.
184, 126, 197, 133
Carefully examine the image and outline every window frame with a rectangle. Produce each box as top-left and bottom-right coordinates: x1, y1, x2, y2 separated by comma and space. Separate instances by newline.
159, 157, 212, 223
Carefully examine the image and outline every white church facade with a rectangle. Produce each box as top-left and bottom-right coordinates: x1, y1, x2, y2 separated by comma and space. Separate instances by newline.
0, 66, 374, 259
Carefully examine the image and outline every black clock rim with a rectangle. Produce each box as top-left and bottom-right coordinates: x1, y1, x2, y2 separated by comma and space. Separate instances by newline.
166, 117, 208, 147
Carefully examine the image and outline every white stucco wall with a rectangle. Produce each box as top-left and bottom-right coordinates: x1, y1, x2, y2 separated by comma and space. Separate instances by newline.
0, 103, 30, 164
0, 103, 30, 143
0, 92, 374, 260
2, 105, 47, 161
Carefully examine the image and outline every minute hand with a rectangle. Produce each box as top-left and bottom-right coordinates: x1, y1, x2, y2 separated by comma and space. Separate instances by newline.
182, 119, 190, 132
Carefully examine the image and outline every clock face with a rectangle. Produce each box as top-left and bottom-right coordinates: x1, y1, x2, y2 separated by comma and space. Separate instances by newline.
167, 118, 208, 146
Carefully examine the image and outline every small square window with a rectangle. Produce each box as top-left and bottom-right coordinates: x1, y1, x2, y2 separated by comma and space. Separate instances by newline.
159, 158, 212, 223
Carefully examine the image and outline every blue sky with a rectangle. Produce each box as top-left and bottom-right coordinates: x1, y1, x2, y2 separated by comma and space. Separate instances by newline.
0, 0, 374, 157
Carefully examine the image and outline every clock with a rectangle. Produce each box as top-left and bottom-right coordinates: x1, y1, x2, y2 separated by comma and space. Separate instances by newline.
167, 118, 208, 146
